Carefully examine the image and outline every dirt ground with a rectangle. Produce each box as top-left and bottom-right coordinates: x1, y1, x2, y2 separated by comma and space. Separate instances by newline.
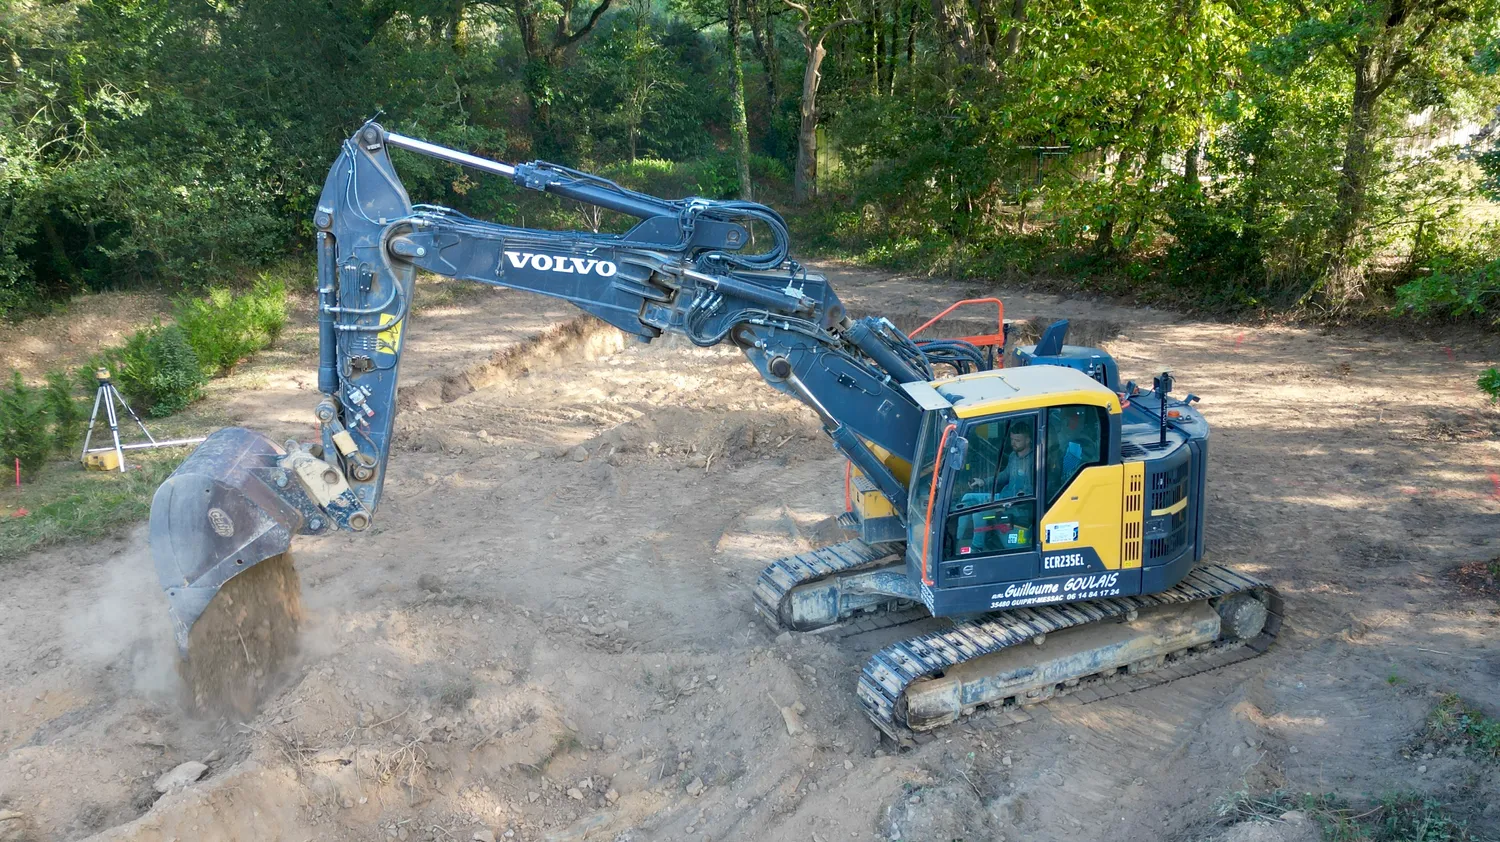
2, 263, 1498, 842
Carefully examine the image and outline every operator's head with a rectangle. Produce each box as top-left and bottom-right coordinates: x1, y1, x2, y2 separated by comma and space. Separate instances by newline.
1009, 421, 1033, 455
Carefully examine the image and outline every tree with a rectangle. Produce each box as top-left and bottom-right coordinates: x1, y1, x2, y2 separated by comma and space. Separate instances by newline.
473, 0, 617, 142
784, 0, 857, 203
1264, 0, 1500, 305
726, 0, 754, 199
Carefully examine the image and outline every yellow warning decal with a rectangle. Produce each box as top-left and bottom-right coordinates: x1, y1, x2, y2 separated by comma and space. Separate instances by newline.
377, 312, 403, 355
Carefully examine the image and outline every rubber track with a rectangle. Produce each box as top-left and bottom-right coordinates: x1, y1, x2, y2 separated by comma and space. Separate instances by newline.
856, 563, 1283, 742
751, 537, 900, 629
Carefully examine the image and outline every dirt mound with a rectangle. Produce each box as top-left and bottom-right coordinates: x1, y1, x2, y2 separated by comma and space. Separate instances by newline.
399, 316, 628, 411
578, 407, 824, 469
179, 553, 304, 718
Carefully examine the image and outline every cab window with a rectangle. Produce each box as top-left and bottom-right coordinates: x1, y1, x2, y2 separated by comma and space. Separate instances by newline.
906, 413, 943, 551
1045, 405, 1106, 507
944, 415, 1038, 558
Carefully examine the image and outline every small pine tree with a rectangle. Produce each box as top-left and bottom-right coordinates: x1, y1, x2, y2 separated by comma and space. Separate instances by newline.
0, 372, 54, 481
45, 370, 83, 454
112, 322, 206, 417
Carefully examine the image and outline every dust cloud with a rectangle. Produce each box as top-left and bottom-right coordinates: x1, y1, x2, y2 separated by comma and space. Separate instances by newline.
59, 534, 181, 701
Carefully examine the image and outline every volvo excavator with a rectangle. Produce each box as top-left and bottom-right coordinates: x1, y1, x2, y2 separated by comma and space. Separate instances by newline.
149, 122, 1281, 741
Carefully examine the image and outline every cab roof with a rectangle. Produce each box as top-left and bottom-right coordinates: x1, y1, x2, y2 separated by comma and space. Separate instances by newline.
932, 365, 1120, 419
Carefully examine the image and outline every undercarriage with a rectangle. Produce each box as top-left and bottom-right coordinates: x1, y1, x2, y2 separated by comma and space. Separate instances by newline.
754, 538, 1282, 742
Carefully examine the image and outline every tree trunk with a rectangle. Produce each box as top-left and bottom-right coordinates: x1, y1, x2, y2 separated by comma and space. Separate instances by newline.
747, 0, 779, 106
793, 30, 833, 203
1322, 54, 1381, 304
727, 0, 754, 200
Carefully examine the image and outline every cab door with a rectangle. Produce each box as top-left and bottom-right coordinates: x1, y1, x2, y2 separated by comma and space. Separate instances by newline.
935, 412, 1042, 587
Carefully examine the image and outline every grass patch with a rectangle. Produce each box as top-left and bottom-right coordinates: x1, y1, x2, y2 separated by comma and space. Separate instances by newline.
0, 452, 185, 560
1422, 694, 1500, 761
1220, 790, 1488, 842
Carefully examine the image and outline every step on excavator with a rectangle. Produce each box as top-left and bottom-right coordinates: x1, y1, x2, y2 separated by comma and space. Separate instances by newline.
149, 123, 1281, 740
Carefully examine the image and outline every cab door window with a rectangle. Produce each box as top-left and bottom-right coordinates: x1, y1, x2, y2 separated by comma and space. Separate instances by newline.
1044, 405, 1106, 508
944, 415, 1038, 558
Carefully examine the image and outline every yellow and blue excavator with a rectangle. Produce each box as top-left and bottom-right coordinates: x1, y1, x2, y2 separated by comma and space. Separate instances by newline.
149, 123, 1280, 740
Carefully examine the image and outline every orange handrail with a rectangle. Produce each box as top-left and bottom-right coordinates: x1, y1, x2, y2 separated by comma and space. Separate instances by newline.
921, 423, 956, 586
908, 298, 1006, 348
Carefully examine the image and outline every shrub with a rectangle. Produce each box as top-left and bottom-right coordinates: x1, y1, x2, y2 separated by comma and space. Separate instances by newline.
113, 323, 207, 417
1480, 368, 1499, 403
44, 371, 83, 454
0, 372, 54, 481
174, 276, 288, 377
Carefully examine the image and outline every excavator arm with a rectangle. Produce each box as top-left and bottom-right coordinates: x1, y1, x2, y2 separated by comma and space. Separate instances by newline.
150, 123, 937, 648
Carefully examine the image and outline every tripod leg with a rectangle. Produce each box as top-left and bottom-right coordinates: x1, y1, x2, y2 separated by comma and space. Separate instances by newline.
80, 386, 105, 462
114, 385, 156, 445
103, 387, 127, 472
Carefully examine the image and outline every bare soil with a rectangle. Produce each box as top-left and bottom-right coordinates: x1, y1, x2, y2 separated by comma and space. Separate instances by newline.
1, 264, 1499, 842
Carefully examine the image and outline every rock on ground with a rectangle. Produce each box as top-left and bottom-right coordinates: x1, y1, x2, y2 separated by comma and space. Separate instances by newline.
1212, 812, 1320, 842
154, 761, 209, 794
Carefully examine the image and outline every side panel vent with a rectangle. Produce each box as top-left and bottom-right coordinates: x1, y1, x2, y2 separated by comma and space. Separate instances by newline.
1122, 466, 1144, 567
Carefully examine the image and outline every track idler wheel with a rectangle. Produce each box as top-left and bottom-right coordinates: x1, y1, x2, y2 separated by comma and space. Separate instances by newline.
1215, 593, 1269, 641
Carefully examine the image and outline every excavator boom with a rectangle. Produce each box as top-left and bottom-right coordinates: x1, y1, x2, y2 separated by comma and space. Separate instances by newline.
151, 122, 934, 648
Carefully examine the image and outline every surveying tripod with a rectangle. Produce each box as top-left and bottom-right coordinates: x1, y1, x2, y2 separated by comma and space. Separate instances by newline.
80, 369, 203, 472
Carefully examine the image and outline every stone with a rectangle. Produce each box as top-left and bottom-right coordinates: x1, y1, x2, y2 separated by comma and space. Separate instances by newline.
528, 792, 540, 803
844, 760, 854, 770
778, 703, 805, 736
1001, 756, 1011, 767
605, 789, 619, 804
569, 446, 589, 462
0, 810, 35, 842
567, 788, 585, 801
472, 830, 496, 842
154, 761, 209, 793
686, 777, 706, 797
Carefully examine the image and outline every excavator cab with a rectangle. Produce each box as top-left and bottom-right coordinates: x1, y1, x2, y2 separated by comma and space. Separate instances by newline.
838, 352, 1210, 620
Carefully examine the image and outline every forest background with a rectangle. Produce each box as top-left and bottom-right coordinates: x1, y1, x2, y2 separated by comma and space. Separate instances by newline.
3, 0, 1499, 341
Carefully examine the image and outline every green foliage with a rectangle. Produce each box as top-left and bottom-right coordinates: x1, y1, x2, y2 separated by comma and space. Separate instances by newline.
0, 372, 54, 481
1479, 368, 1500, 403
1396, 222, 1500, 322
4, 0, 1500, 321
1425, 694, 1500, 760
112, 323, 206, 418
1220, 789, 1485, 842
0, 455, 184, 560
174, 277, 288, 377
44, 371, 83, 453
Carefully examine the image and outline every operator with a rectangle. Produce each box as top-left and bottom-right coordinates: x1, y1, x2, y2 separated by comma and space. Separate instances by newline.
953, 422, 1036, 554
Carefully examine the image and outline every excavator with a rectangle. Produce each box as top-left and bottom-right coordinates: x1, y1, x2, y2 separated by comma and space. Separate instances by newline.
148, 123, 1281, 741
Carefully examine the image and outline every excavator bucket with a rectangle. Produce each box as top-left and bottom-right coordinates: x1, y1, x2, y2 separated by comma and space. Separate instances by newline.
149, 427, 313, 654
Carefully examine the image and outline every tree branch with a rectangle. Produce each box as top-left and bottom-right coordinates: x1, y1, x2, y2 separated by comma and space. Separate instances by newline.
558, 0, 615, 47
